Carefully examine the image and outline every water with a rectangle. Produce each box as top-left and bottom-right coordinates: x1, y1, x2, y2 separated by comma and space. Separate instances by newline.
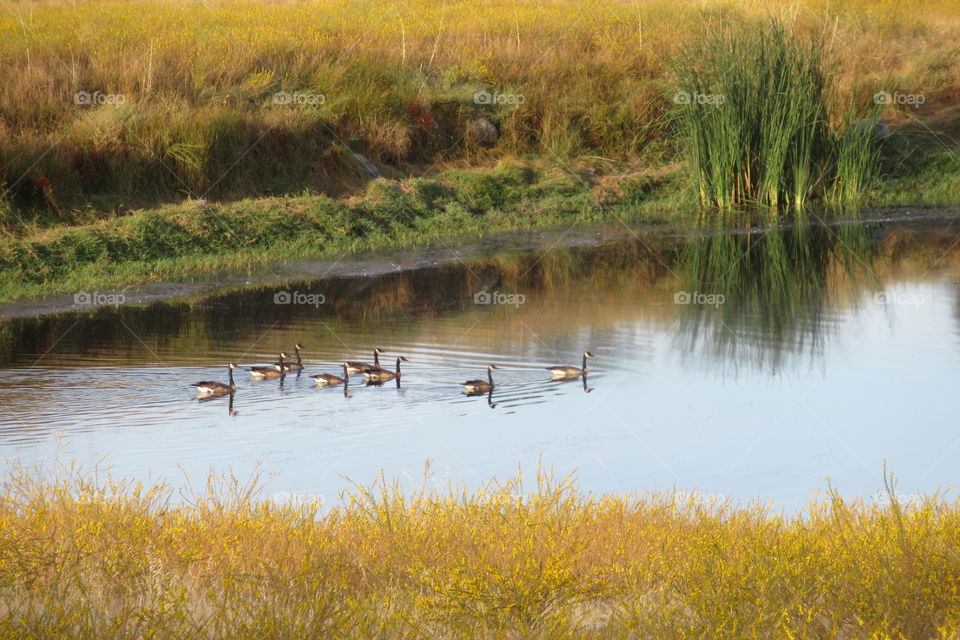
1, 216, 958, 511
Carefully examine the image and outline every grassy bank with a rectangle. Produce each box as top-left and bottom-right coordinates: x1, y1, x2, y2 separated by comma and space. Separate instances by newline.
0, 465, 958, 638
0, 161, 683, 301
2, 0, 960, 302
3, 145, 960, 303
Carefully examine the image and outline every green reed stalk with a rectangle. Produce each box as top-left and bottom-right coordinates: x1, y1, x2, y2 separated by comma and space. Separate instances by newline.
671, 21, 876, 212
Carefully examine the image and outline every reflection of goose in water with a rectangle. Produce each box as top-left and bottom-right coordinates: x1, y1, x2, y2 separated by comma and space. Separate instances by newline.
346, 348, 384, 375
463, 365, 497, 394
313, 363, 348, 386
249, 353, 287, 380
277, 344, 304, 373
482, 387, 497, 408
192, 363, 237, 397
546, 352, 592, 379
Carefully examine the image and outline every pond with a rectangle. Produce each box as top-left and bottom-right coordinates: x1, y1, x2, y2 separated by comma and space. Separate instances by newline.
1, 215, 958, 511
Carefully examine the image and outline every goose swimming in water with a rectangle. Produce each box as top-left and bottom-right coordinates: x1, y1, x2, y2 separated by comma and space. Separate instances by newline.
463, 364, 498, 394
363, 356, 407, 382
313, 363, 349, 386
191, 363, 237, 397
346, 348, 384, 375
546, 352, 592, 379
249, 353, 288, 380
277, 344, 304, 373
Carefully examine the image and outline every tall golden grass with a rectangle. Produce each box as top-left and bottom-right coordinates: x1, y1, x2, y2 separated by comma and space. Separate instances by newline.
1, 0, 958, 215
0, 462, 958, 638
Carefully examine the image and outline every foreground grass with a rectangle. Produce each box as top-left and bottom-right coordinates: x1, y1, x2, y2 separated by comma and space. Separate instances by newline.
0, 465, 958, 639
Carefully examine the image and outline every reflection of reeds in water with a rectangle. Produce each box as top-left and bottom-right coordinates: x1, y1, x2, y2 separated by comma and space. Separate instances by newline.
675, 216, 879, 374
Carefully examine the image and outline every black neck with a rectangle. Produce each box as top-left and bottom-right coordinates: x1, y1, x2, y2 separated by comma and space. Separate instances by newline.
295, 349, 302, 366
488, 368, 494, 385
395, 358, 402, 376
228, 366, 234, 386
582, 354, 588, 371
279, 356, 286, 378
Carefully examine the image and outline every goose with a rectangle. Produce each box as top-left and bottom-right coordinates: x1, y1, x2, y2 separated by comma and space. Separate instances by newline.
363, 356, 407, 382
346, 348, 385, 375
313, 363, 349, 386
463, 364, 497, 394
277, 343, 304, 373
249, 353, 288, 379
546, 352, 592, 379
191, 363, 237, 397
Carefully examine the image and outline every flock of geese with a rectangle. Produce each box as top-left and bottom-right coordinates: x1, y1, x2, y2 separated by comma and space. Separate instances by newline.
190, 345, 594, 400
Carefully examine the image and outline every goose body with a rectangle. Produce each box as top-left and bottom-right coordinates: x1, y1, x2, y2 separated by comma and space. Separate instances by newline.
363, 356, 406, 382
277, 344, 304, 372
346, 348, 384, 375
313, 363, 349, 386
192, 363, 237, 396
249, 353, 288, 379
547, 352, 592, 379
463, 365, 498, 394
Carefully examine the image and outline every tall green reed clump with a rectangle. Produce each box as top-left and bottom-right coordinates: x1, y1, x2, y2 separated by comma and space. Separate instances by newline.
670, 21, 879, 211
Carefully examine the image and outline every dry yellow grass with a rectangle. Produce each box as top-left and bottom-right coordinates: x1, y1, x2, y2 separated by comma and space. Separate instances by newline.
1, 0, 958, 214
0, 462, 958, 638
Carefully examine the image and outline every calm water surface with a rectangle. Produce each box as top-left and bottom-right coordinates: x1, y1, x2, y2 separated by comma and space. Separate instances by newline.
1, 217, 959, 511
